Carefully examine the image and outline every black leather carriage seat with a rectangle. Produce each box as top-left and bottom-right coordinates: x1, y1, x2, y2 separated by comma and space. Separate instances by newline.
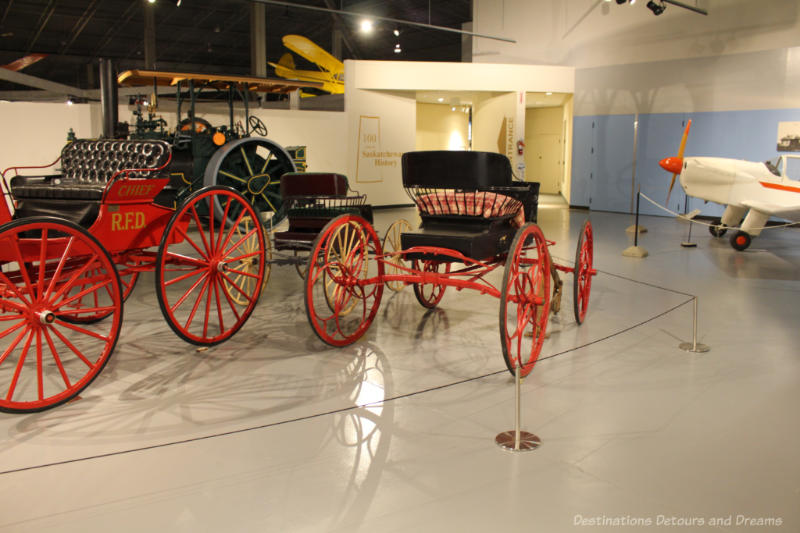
10, 139, 171, 227
400, 150, 539, 262
274, 172, 372, 250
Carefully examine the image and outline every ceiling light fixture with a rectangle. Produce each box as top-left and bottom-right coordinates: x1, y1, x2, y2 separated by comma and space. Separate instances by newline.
147, 0, 156, 4
437, 97, 444, 102
66, 96, 74, 106
360, 19, 374, 33
393, 29, 400, 37
646, 0, 666, 15
394, 43, 401, 53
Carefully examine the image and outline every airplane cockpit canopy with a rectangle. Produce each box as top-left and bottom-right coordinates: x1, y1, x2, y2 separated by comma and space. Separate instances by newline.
764, 157, 783, 177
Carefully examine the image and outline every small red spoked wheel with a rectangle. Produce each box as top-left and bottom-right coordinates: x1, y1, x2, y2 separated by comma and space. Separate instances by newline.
0, 217, 123, 413
412, 259, 450, 309
573, 220, 593, 325
499, 223, 551, 378
304, 214, 384, 346
156, 186, 266, 345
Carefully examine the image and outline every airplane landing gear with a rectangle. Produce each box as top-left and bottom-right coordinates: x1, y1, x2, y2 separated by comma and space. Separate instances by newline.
730, 230, 751, 251
709, 218, 727, 238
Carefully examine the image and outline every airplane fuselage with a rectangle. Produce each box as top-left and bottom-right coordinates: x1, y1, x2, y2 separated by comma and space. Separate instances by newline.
681, 157, 800, 218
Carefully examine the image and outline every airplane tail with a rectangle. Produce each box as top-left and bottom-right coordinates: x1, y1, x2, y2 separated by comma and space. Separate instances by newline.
277, 52, 295, 70
659, 119, 692, 205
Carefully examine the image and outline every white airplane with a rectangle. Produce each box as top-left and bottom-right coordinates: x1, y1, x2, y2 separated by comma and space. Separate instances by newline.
659, 119, 800, 250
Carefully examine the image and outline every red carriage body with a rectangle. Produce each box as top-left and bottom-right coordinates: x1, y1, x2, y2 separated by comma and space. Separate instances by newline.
0, 139, 266, 412
303, 151, 596, 376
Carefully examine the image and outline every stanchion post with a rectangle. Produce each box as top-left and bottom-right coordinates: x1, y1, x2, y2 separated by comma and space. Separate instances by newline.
495, 363, 541, 452
679, 296, 710, 353
623, 187, 648, 257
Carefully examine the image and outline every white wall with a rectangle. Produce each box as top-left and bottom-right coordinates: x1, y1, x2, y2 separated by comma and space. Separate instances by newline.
574, 46, 800, 116
0, 102, 100, 171
473, 0, 800, 68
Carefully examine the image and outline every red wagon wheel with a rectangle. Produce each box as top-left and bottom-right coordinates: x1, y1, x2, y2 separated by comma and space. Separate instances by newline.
59, 258, 140, 324
156, 186, 266, 345
412, 259, 450, 309
573, 220, 593, 325
304, 214, 384, 347
0, 217, 122, 413
499, 223, 551, 378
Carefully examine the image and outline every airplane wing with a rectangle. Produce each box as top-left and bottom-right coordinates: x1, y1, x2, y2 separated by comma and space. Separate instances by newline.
741, 199, 800, 222
268, 51, 343, 94
282, 35, 344, 77
2, 53, 47, 71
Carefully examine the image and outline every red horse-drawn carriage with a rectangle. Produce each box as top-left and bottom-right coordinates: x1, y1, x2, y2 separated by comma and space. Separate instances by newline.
303, 151, 595, 376
0, 139, 267, 413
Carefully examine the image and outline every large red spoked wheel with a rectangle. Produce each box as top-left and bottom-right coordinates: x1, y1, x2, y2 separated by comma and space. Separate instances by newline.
412, 260, 450, 309
59, 258, 140, 324
156, 186, 266, 345
0, 217, 123, 413
305, 214, 384, 347
573, 220, 594, 325
499, 223, 551, 378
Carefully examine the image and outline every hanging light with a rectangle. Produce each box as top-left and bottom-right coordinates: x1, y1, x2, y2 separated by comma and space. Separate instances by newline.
360, 19, 374, 33
394, 42, 401, 53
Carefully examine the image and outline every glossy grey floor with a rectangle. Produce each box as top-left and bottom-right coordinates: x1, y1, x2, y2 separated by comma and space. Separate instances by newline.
1, 204, 799, 532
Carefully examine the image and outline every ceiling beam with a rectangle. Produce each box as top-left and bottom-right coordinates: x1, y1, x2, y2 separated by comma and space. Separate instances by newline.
0, 68, 91, 98
26, 0, 57, 54
60, 1, 100, 55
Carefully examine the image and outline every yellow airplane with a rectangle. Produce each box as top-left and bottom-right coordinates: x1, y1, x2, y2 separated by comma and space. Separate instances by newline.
268, 35, 344, 94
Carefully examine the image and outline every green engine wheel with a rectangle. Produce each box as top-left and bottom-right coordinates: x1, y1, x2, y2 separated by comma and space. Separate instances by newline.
203, 137, 296, 229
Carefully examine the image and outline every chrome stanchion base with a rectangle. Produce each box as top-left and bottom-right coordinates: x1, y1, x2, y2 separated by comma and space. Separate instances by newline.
679, 341, 710, 353
495, 431, 541, 452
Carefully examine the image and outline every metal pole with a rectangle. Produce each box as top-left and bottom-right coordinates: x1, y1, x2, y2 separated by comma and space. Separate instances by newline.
679, 296, 710, 353
634, 186, 641, 247
514, 364, 521, 450
495, 362, 541, 452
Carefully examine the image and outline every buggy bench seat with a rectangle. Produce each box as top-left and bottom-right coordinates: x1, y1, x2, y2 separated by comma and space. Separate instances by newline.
400, 150, 540, 261
8, 139, 171, 226
274, 172, 372, 251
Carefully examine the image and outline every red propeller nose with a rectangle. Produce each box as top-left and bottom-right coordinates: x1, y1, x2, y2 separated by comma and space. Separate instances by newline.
659, 157, 683, 174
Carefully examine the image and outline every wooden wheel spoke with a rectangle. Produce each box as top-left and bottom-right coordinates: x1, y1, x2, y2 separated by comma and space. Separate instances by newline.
48, 323, 96, 367
183, 276, 211, 330
42, 326, 71, 389
188, 205, 212, 257
52, 277, 113, 311
170, 270, 210, 313
0, 324, 30, 367
36, 228, 48, 299
0, 318, 26, 339
6, 328, 34, 401
218, 208, 248, 257
48, 253, 100, 304
219, 271, 254, 303
164, 266, 206, 287
212, 277, 225, 335
222, 225, 258, 258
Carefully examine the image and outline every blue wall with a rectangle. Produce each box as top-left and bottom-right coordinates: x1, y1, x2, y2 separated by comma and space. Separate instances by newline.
571, 108, 800, 216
